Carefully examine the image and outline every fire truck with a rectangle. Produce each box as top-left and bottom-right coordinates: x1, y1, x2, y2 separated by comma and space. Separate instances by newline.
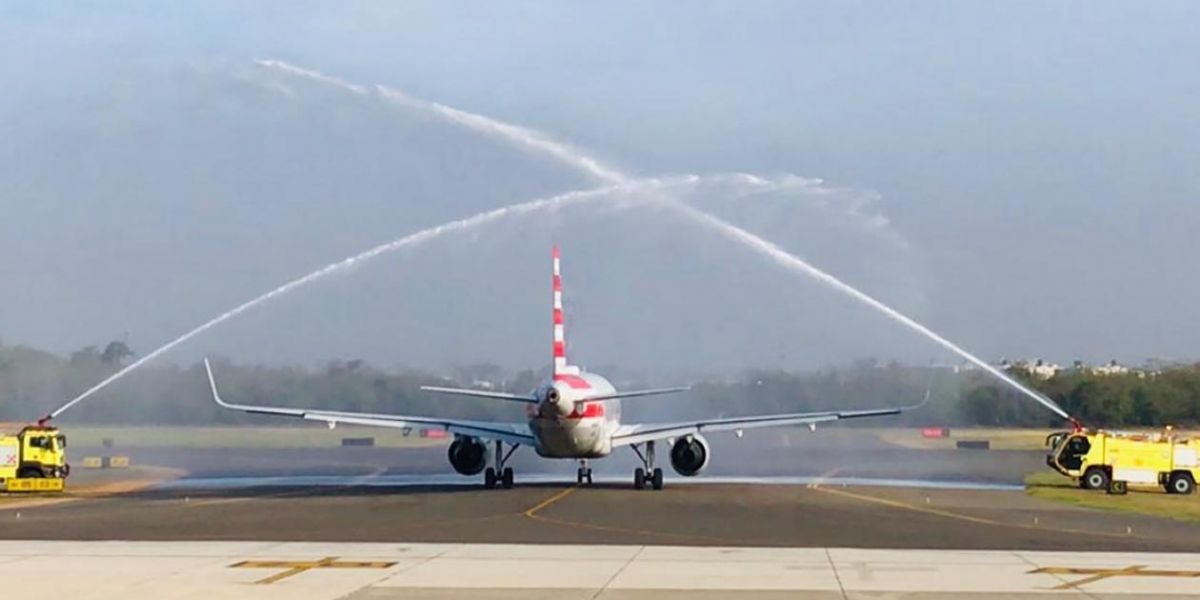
1046, 427, 1199, 495
0, 425, 68, 492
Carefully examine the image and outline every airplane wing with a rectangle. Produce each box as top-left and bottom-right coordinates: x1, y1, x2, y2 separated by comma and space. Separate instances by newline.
205, 359, 533, 446
420, 386, 539, 404
610, 407, 905, 447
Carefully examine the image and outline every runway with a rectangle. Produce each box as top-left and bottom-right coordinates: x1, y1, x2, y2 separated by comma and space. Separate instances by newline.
3, 429, 1199, 552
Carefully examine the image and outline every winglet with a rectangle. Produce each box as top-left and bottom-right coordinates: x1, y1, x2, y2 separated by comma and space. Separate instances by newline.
204, 358, 233, 408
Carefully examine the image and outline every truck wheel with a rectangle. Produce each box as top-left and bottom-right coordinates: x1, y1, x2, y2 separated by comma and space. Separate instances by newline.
1168, 472, 1195, 495
16, 467, 44, 479
1082, 467, 1109, 491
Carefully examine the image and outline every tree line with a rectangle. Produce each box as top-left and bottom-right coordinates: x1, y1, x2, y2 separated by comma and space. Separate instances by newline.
2, 339, 1199, 428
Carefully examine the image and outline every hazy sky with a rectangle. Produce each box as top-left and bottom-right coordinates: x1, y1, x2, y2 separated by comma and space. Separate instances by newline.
2, 2, 1198, 376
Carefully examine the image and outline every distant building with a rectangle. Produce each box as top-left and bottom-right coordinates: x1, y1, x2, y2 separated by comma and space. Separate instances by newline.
1091, 360, 1131, 377
1000, 358, 1061, 380
1002, 358, 1145, 379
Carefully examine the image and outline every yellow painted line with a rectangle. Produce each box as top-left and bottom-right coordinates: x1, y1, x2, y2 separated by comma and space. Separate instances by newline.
808, 483, 1146, 540
521, 484, 760, 545
231, 556, 396, 584
806, 467, 841, 489
0, 466, 185, 512
1028, 565, 1200, 589
185, 465, 389, 509
523, 485, 578, 518
812, 485, 1001, 526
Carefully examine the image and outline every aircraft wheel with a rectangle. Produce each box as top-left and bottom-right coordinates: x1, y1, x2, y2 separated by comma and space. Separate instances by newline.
633, 467, 645, 490
501, 467, 514, 489
484, 467, 497, 489
651, 468, 664, 490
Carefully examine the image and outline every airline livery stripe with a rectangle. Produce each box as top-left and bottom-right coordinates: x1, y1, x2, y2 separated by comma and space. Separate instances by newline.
553, 374, 591, 389
565, 402, 604, 419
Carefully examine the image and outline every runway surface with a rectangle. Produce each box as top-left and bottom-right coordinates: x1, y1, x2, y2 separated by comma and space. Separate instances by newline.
3, 428, 1199, 552
5, 541, 1200, 598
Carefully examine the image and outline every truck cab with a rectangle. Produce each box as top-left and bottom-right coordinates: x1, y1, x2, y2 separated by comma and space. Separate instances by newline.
20, 427, 68, 478
1046, 431, 1094, 482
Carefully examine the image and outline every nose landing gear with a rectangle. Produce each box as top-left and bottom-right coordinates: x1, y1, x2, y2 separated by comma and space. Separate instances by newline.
576, 459, 593, 485
631, 441, 664, 490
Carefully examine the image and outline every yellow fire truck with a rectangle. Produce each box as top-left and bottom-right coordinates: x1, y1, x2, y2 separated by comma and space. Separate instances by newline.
1046, 428, 1200, 495
0, 425, 68, 492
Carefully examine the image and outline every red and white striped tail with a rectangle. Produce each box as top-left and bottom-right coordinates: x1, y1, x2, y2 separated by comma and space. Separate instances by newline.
551, 245, 580, 376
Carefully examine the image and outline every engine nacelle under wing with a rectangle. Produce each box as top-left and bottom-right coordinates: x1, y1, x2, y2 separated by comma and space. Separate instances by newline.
669, 434, 710, 477
447, 436, 488, 475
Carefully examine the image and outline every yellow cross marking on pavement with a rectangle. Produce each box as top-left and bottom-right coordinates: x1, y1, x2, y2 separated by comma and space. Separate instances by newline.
1031, 565, 1200, 590
230, 556, 397, 584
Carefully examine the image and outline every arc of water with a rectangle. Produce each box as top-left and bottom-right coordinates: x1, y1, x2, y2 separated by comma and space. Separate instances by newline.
50, 61, 1071, 423
667, 200, 1069, 419
46, 178, 686, 420
256, 59, 1069, 420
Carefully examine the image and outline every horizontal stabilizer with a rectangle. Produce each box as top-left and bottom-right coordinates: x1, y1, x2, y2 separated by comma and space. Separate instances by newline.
587, 386, 691, 401
420, 386, 539, 404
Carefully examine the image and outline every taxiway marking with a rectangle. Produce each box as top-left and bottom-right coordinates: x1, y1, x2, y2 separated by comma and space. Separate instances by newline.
808, 478, 1150, 541
521, 485, 764, 545
1030, 564, 1200, 589
806, 467, 842, 489
523, 484, 579, 518
231, 556, 397, 584
0, 466, 184, 512
184, 465, 389, 509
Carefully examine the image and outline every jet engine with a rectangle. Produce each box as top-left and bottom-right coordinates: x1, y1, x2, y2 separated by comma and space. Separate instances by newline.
669, 434, 710, 476
447, 436, 488, 475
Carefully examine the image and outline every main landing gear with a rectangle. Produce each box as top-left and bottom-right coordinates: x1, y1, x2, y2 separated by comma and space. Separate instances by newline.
630, 440, 664, 490
484, 440, 519, 489
577, 459, 593, 485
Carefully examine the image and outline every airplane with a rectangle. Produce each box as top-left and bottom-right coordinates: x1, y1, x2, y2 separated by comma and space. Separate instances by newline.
204, 246, 911, 490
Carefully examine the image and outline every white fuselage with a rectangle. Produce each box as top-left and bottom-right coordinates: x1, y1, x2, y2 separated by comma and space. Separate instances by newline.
528, 372, 621, 458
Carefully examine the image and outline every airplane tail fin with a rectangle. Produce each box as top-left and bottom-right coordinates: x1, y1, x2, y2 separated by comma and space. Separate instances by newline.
552, 245, 580, 377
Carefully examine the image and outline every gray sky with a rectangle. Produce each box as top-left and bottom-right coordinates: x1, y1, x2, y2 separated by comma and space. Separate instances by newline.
1, 2, 1197, 376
